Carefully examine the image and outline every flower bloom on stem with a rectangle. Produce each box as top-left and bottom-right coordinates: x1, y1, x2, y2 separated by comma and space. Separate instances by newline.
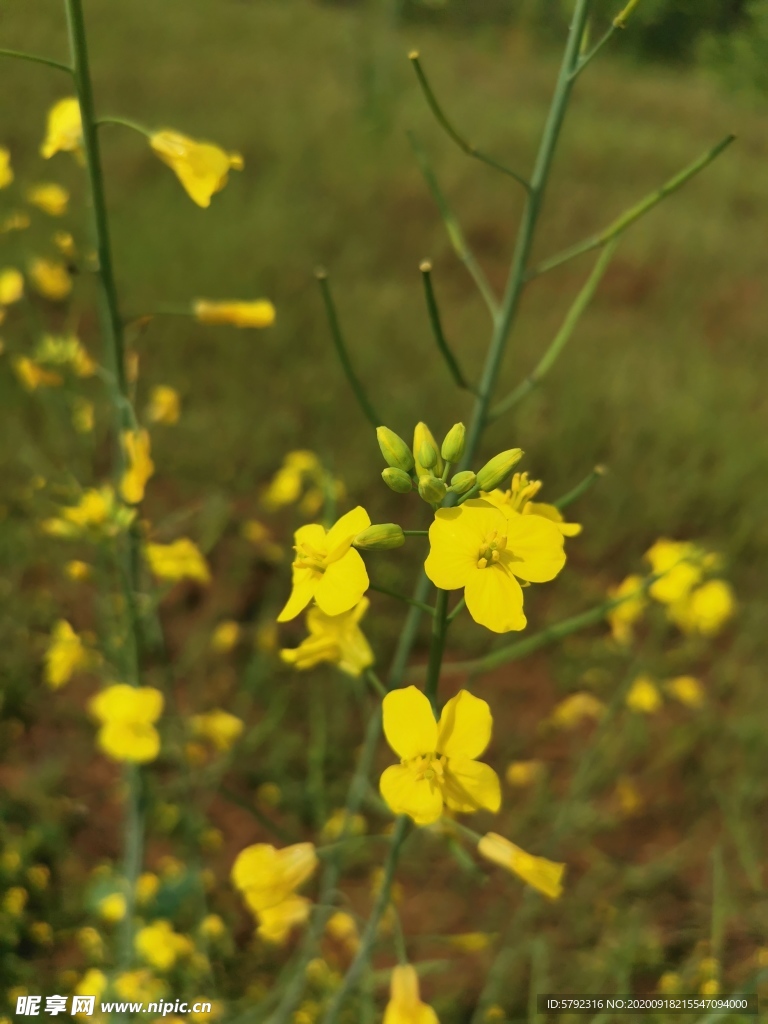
44, 620, 94, 689
644, 538, 705, 604
0, 147, 12, 188
380, 686, 501, 826
383, 964, 439, 1024
27, 183, 69, 217
0, 267, 24, 304
231, 842, 318, 945
607, 574, 647, 644
626, 674, 662, 714
89, 684, 164, 763
40, 98, 83, 160
135, 920, 190, 972
483, 472, 582, 537
146, 385, 181, 425
668, 579, 735, 636
280, 597, 374, 677
145, 539, 211, 584
190, 709, 244, 752
425, 499, 565, 633
43, 486, 135, 539
277, 507, 370, 621
35, 334, 97, 376
193, 298, 275, 329
150, 129, 243, 208
29, 257, 73, 300
120, 429, 155, 505
13, 356, 63, 391
478, 832, 565, 900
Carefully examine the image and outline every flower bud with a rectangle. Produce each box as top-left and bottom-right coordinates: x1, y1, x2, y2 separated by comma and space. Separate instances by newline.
382, 468, 413, 494
477, 832, 564, 901
441, 422, 465, 464
353, 524, 405, 550
475, 448, 524, 492
418, 474, 447, 505
413, 422, 443, 479
376, 426, 415, 474
449, 470, 477, 495
418, 440, 438, 470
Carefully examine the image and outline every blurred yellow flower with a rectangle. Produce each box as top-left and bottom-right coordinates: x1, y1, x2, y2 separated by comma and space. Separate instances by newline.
13, 356, 63, 391
29, 921, 53, 945
29, 257, 72, 300
193, 298, 275, 328
0, 147, 12, 188
264, 451, 320, 508
135, 919, 190, 972
380, 687, 501, 826
35, 334, 97, 376
383, 964, 438, 1024
72, 397, 95, 434
0, 268, 24, 305
549, 692, 606, 729
210, 620, 240, 652
3, 886, 27, 916
280, 597, 374, 677
150, 129, 243, 207
668, 579, 735, 636
478, 833, 565, 899
27, 183, 69, 216
120, 429, 154, 505
607, 574, 648, 644
425, 499, 565, 633
114, 969, 166, 1003
44, 619, 93, 689
191, 709, 244, 752
325, 911, 359, 953
53, 231, 76, 257
256, 782, 282, 807
505, 760, 544, 788
26, 865, 50, 890
97, 892, 127, 923
665, 675, 705, 708
256, 621, 279, 652
658, 972, 681, 994
145, 539, 211, 584
645, 539, 703, 605
231, 842, 318, 945
0, 211, 30, 232
446, 932, 492, 953
44, 486, 135, 539
615, 777, 643, 816
319, 808, 366, 843
626, 675, 662, 714
89, 684, 164, 764
199, 914, 226, 940
146, 385, 181, 425
41, 98, 83, 160
277, 507, 371, 621
136, 872, 160, 905
65, 560, 91, 582
75, 968, 108, 999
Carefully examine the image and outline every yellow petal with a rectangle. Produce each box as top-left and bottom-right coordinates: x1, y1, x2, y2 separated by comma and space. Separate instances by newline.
275, 843, 318, 893
277, 567, 317, 622
383, 686, 437, 759
442, 756, 501, 815
325, 506, 371, 557
98, 722, 160, 763
478, 833, 565, 900
437, 690, 493, 760
314, 548, 368, 616
464, 564, 525, 633
504, 513, 565, 582
257, 895, 311, 945
384, 964, 440, 1024
379, 764, 443, 826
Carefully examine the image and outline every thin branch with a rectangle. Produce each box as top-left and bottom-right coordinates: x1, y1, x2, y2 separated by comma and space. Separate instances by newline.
570, 24, 616, 78
552, 464, 607, 510
420, 259, 475, 392
370, 582, 435, 617
0, 47, 72, 74
95, 115, 152, 137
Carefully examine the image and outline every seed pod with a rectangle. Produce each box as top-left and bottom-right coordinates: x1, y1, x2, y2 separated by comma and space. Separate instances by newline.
476, 449, 524, 492
449, 470, 477, 495
441, 422, 466, 463
353, 524, 405, 550
382, 467, 413, 494
376, 426, 415, 473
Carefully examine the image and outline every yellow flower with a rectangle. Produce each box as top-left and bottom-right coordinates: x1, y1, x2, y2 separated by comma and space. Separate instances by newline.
607, 574, 647, 644
41, 98, 83, 160
625, 675, 662, 715
120, 429, 155, 505
425, 499, 565, 633
0, 268, 24, 305
193, 298, 275, 328
136, 873, 160, 905
549, 692, 606, 729
199, 914, 226, 940
29, 258, 72, 300
26, 865, 50, 890
97, 892, 127, 923
278, 507, 371, 621
191, 709, 244, 752
89, 684, 164, 764
35, 334, 97, 376
325, 911, 360, 952
256, 782, 282, 807
44, 620, 93, 689
645, 538, 703, 605
263, 451, 321, 508
231, 842, 317, 945
145, 539, 211, 584
280, 597, 374, 677
665, 675, 705, 708
13, 356, 63, 390
3, 886, 27, 915
484, 472, 581, 537
614, 777, 643, 816
54, 231, 76, 257
135, 920, 189, 972
30, 921, 53, 945
210, 620, 240, 652
114, 969, 166, 1003
150, 130, 243, 207
446, 932, 492, 953
505, 760, 544, 788
319, 809, 366, 843
75, 969, 108, 999
65, 560, 91, 582
146, 385, 181, 425
0, 211, 30, 233
0, 147, 13, 188
27, 184, 69, 217
380, 686, 501, 826
668, 579, 735, 636
44, 486, 135, 538
383, 964, 439, 1024
477, 833, 565, 900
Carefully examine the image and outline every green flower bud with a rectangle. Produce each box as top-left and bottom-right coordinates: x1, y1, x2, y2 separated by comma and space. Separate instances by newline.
413, 422, 444, 479
418, 474, 447, 505
353, 524, 405, 550
441, 422, 466, 464
475, 448, 524, 492
449, 470, 477, 495
382, 467, 413, 494
418, 440, 438, 470
376, 426, 414, 474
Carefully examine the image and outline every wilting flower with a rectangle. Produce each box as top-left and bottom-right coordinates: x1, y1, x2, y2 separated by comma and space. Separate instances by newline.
478, 833, 565, 900
665, 675, 705, 708
89, 684, 164, 763
231, 842, 318, 945
607, 574, 648, 645
146, 385, 180, 425
150, 129, 243, 208
191, 709, 244, 752
425, 499, 565, 633
13, 356, 63, 390
383, 964, 439, 1024
145, 539, 211, 584
280, 598, 374, 677
483, 472, 582, 537
41, 98, 83, 160
0, 267, 24, 305
120, 429, 154, 505
29, 257, 72, 300
380, 686, 501, 826
27, 183, 69, 217
668, 579, 735, 636
44, 620, 94, 689
549, 692, 606, 729
625, 674, 662, 715
277, 507, 370, 621
193, 299, 275, 329
0, 147, 13, 188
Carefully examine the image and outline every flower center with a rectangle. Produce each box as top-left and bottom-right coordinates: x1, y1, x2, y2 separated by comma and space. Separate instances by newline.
293, 541, 327, 574
477, 529, 507, 569
408, 753, 446, 783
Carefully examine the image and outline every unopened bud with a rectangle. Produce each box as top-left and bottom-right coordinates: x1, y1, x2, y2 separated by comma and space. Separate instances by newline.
418, 440, 438, 470
449, 470, 476, 495
441, 423, 465, 464
353, 524, 405, 550
418, 474, 447, 505
413, 421, 444, 479
476, 448, 524, 492
382, 468, 413, 494
376, 426, 414, 473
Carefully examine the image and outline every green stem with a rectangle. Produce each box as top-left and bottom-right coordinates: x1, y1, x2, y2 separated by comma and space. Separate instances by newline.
447, 595, 466, 624
319, 816, 409, 1024
364, 668, 388, 698
419, 259, 474, 392
409, 51, 530, 191
571, 24, 616, 78
552, 464, 607, 510
0, 47, 72, 74
370, 582, 435, 617
96, 115, 152, 137
425, 590, 449, 712
316, 269, 381, 428
402, 529, 429, 537
118, 767, 143, 970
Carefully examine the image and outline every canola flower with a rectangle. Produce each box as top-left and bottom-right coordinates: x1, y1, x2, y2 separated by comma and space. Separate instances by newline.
145, 539, 211, 584
477, 833, 565, 900
44, 620, 93, 689
193, 298, 276, 329
626, 674, 662, 714
35, 333, 97, 377
231, 842, 318, 944
28, 257, 72, 301
0, 146, 12, 187
264, 450, 321, 508
380, 687, 501, 826
665, 675, 705, 708
483, 471, 582, 537
43, 486, 135, 538
135, 920, 191, 972
383, 964, 439, 1024
280, 597, 374, 677
607, 574, 648, 645
645, 538, 706, 605
668, 578, 735, 636
190, 709, 244, 752
549, 692, 606, 729
278, 507, 370, 621
505, 760, 544, 788
27, 183, 69, 217
120, 429, 155, 505
146, 385, 181, 425
89, 684, 164, 764
424, 498, 565, 633
0, 267, 24, 305
13, 356, 63, 391
210, 620, 240, 652
150, 130, 243, 208
41, 98, 83, 160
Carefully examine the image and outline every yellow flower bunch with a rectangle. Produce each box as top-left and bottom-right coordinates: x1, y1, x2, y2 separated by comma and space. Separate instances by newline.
42, 486, 135, 539
89, 684, 164, 764
146, 385, 181, 425
231, 842, 318, 944
145, 539, 211, 584
135, 920, 191, 972
0, 146, 13, 187
13, 356, 63, 391
190, 709, 244, 752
